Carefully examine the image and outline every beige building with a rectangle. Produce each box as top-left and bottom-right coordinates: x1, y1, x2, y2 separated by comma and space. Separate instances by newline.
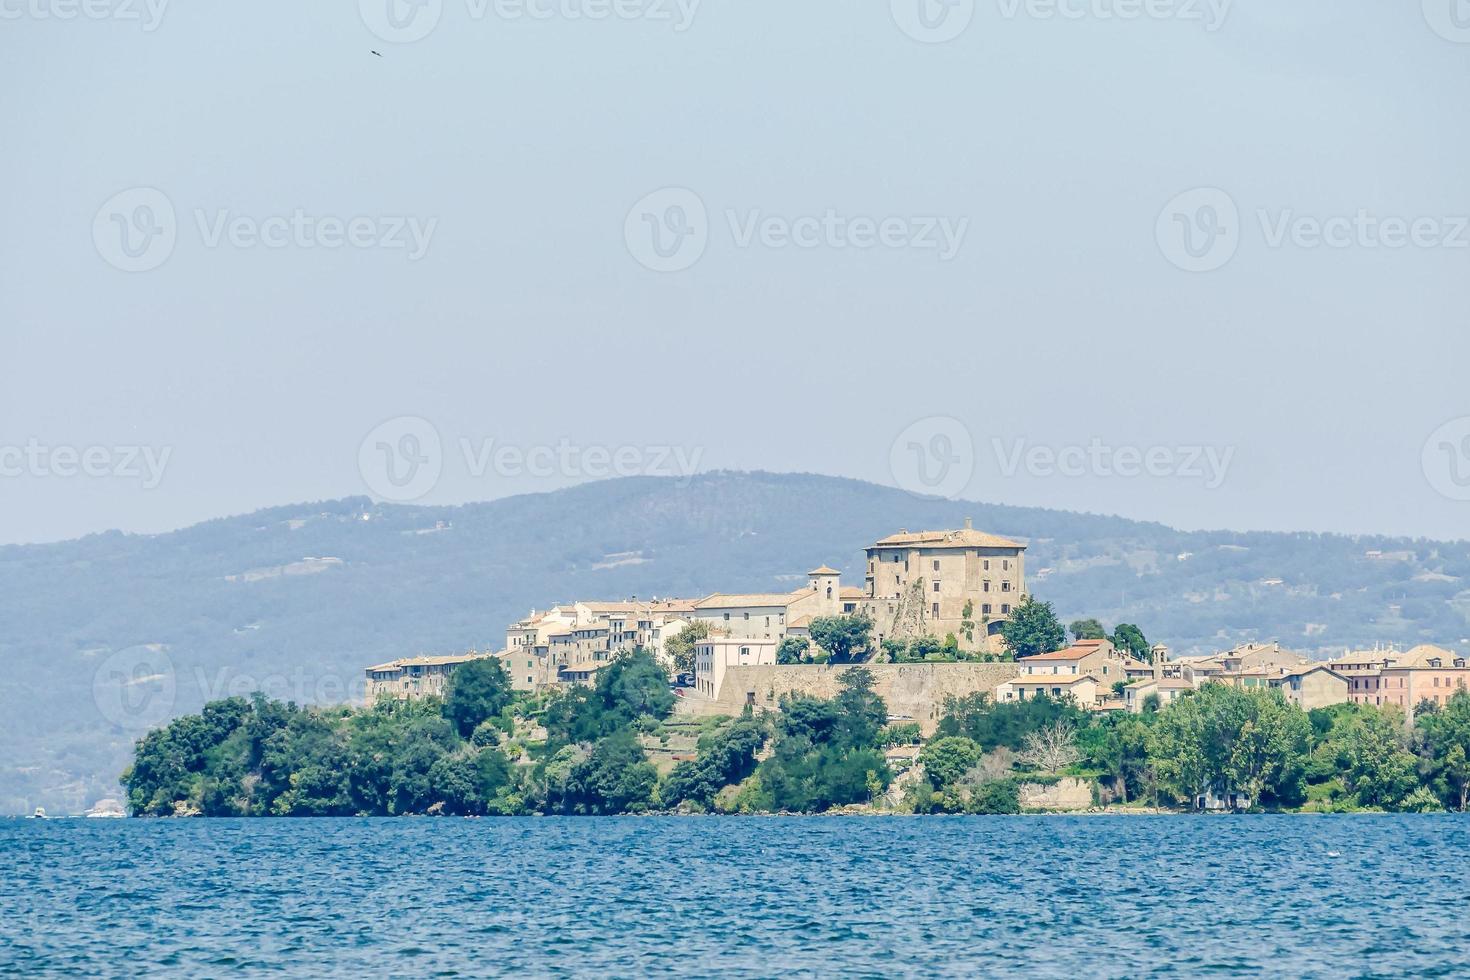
693, 637, 777, 700
997, 673, 1103, 707
501, 598, 696, 690
1267, 664, 1349, 711
690, 567, 847, 642
860, 521, 1026, 652
365, 652, 492, 700
1124, 676, 1196, 713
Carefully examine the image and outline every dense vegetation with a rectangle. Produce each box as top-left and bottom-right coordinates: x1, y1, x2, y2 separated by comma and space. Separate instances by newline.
908, 685, 1470, 815
122, 652, 896, 817
124, 646, 1470, 817
11, 472, 1470, 812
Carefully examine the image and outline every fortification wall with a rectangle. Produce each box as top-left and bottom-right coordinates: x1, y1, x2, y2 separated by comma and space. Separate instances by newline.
712, 662, 1020, 734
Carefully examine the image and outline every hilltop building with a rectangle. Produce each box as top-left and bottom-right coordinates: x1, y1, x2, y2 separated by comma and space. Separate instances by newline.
860, 520, 1027, 652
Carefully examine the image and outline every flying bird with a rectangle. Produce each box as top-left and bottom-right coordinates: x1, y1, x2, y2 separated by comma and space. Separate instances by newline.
370, 50, 383, 57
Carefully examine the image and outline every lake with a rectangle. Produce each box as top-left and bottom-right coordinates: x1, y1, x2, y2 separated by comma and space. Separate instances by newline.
3, 815, 1468, 977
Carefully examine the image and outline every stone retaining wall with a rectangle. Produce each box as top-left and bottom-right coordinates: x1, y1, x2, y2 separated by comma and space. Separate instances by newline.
712, 662, 1020, 733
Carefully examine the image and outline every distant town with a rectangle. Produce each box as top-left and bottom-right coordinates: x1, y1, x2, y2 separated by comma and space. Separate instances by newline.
363, 523, 1469, 728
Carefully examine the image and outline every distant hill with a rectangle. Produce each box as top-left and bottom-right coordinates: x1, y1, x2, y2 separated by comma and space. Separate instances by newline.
3, 470, 1468, 814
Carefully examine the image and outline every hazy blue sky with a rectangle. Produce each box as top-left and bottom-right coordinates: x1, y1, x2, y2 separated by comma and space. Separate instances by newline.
2, 1, 1467, 545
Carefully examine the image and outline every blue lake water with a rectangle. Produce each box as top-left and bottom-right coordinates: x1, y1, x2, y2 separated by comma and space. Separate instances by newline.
3, 815, 1469, 977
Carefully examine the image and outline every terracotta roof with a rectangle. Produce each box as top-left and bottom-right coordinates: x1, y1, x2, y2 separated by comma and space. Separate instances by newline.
1023, 646, 1101, 662
1009, 674, 1094, 686
870, 528, 1026, 550
808, 566, 841, 576
839, 587, 866, 599
366, 653, 488, 672
558, 661, 607, 674
787, 616, 813, 629
693, 591, 808, 610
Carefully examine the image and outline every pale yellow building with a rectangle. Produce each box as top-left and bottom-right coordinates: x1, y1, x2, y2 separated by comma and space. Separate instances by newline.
693, 637, 778, 700
860, 521, 1026, 652
365, 652, 493, 700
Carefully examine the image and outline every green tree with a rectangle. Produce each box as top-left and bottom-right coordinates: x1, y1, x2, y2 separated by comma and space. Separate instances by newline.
443, 657, 512, 738
998, 596, 1067, 659
1418, 691, 1470, 810
1111, 624, 1151, 662
1339, 708, 1419, 809
1069, 618, 1107, 641
567, 729, 658, 814
777, 636, 809, 665
809, 614, 875, 664
919, 736, 982, 789
665, 621, 710, 676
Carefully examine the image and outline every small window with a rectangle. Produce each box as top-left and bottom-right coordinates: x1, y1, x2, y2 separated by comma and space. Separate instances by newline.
984, 560, 990, 571
1001, 604, 1010, 614
932, 560, 940, 571
983, 581, 991, 592
931, 602, 939, 616
932, 581, 940, 592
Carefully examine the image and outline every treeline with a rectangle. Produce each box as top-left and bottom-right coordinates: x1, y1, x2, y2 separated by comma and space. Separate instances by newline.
907, 683, 1470, 814
121, 651, 897, 817
123, 649, 1470, 817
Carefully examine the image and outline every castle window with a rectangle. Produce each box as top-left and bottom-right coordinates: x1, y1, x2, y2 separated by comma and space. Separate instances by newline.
932, 560, 940, 571
1001, 604, 1010, 614
931, 603, 939, 617
932, 581, 940, 592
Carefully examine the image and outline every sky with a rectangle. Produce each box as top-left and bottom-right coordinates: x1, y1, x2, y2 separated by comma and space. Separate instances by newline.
2, 1, 1468, 545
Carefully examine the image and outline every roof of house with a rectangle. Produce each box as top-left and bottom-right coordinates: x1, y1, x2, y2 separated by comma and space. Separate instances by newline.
808, 565, 841, 576
558, 661, 607, 674
1127, 677, 1195, 691
1009, 674, 1095, 687
693, 591, 808, 610
787, 616, 813, 629
870, 528, 1026, 550
839, 586, 866, 600
366, 653, 488, 672
1023, 645, 1103, 662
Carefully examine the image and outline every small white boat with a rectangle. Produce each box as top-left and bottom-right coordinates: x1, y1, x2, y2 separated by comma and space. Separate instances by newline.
29, 807, 47, 820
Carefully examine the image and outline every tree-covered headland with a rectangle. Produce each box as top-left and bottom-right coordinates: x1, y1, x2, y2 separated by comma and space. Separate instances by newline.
123, 649, 1470, 816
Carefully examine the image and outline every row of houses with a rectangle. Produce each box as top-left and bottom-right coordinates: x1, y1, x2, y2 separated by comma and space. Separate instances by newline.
999, 639, 1470, 720
368, 523, 1031, 698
